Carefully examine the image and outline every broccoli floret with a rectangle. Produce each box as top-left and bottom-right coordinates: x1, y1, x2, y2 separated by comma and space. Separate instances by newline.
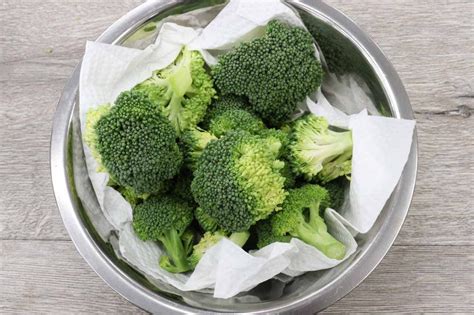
133, 47, 216, 135
171, 168, 196, 205
201, 95, 249, 128
116, 185, 151, 207
90, 91, 183, 194
181, 127, 217, 171
255, 219, 291, 249
181, 228, 196, 257
323, 177, 348, 210
270, 184, 346, 259
191, 131, 287, 232
84, 103, 112, 172
212, 20, 323, 126
132, 195, 194, 273
289, 114, 352, 183
258, 128, 290, 156
194, 207, 219, 232
279, 161, 297, 189
209, 108, 265, 137
187, 231, 250, 268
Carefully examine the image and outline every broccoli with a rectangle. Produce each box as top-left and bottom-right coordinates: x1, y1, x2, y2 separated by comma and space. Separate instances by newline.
279, 161, 297, 189
255, 128, 297, 188
194, 207, 219, 233
171, 168, 196, 205
191, 131, 287, 232
181, 228, 196, 257
133, 47, 216, 135
255, 219, 291, 249
270, 184, 346, 259
181, 127, 217, 171
212, 20, 323, 126
201, 95, 249, 129
132, 195, 194, 273
83, 103, 112, 172
289, 114, 352, 183
88, 91, 183, 194
209, 108, 265, 137
324, 177, 348, 210
116, 185, 151, 207
187, 230, 250, 268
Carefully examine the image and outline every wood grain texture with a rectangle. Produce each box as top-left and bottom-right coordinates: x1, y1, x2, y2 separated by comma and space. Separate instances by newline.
0, 0, 473, 313
1, 240, 472, 314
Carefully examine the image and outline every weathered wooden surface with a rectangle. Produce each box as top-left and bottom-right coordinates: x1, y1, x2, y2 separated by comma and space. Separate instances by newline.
0, 0, 473, 313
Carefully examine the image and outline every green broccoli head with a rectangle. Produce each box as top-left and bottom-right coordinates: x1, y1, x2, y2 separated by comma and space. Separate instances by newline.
171, 168, 196, 205
323, 177, 348, 210
257, 128, 290, 156
115, 185, 151, 207
84, 103, 112, 173
188, 230, 250, 269
201, 95, 249, 128
181, 127, 217, 171
255, 219, 291, 249
191, 131, 287, 232
92, 91, 183, 194
194, 207, 219, 233
279, 161, 297, 189
132, 195, 194, 273
289, 114, 352, 183
270, 184, 345, 259
209, 108, 265, 137
133, 47, 216, 135
212, 20, 323, 126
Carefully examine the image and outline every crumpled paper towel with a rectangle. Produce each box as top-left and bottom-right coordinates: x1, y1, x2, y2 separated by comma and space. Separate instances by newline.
78, 0, 415, 299
323, 73, 381, 116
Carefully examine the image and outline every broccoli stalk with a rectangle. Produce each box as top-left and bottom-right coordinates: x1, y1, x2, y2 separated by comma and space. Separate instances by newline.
157, 229, 192, 273
304, 202, 345, 259
133, 47, 216, 135
271, 184, 346, 259
289, 114, 352, 183
187, 231, 250, 269
132, 196, 194, 273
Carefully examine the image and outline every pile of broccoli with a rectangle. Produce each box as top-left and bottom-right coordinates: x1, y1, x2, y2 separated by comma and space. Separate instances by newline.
84, 20, 353, 274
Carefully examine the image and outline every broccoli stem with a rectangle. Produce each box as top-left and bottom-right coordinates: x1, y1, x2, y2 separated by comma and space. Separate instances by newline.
228, 231, 250, 247
158, 229, 191, 273
166, 93, 185, 135
315, 130, 352, 166
306, 205, 346, 260
162, 47, 193, 135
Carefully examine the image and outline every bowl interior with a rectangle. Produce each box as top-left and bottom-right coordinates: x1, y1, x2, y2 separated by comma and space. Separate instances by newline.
63, 0, 413, 312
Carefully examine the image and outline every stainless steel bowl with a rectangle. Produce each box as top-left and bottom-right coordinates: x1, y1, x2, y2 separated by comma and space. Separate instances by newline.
51, 0, 418, 313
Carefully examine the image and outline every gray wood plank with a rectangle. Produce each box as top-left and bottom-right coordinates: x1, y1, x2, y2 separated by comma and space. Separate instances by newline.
0, 240, 146, 314
326, 0, 474, 113
322, 244, 474, 314
1, 240, 472, 314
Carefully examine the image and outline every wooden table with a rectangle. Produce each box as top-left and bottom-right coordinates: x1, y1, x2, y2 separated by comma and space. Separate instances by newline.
1, 0, 473, 313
